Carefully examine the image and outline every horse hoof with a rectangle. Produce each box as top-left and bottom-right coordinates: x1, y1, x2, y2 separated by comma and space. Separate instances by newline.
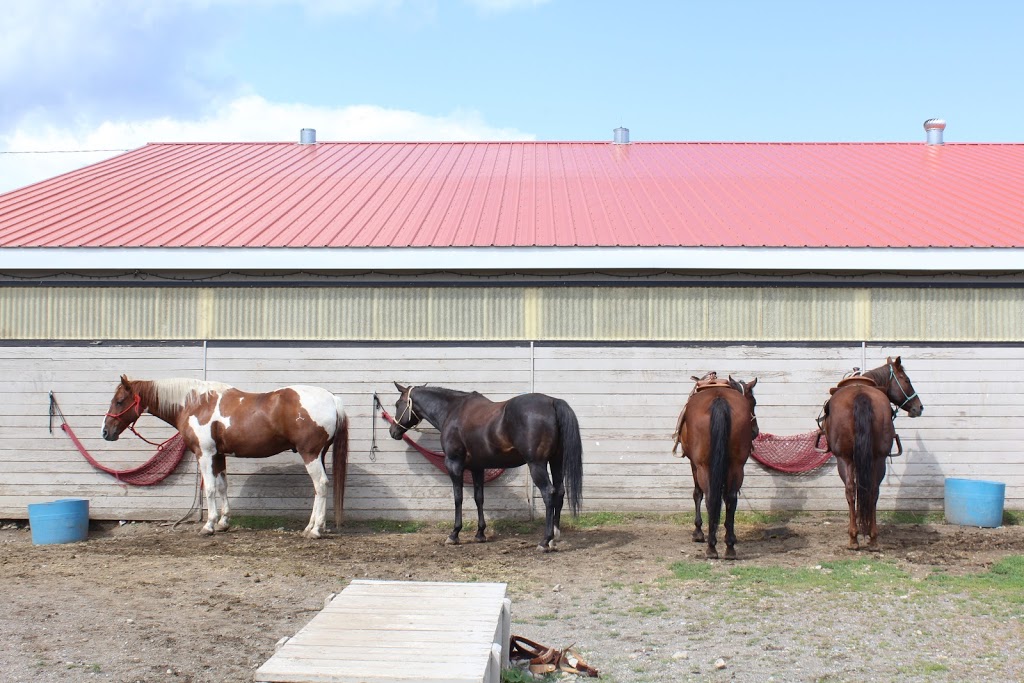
474, 535, 487, 543
445, 537, 460, 546
724, 548, 737, 561
215, 522, 230, 532
200, 526, 215, 536
692, 531, 705, 543
536, 543, 552, 553
705, 548, 719, 560
304, 529, 322, 539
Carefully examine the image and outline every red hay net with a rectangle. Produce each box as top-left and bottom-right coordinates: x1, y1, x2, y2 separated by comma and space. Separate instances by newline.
62, 423, 188, 486
751, 431, 833, 474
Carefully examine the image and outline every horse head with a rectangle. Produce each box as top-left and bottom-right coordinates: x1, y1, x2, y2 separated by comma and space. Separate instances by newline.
728, 375, 759, 438
101, 374, 142, 441
886, 356, 923, 417
390, 382, 423, 439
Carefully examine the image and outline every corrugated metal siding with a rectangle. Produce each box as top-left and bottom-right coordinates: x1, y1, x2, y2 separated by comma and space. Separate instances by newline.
2, 285, 1022, 341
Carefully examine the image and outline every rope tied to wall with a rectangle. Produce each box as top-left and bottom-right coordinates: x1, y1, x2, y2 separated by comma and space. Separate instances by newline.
49, 391, 188, 486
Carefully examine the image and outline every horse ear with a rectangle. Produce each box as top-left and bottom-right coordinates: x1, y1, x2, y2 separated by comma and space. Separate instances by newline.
892, 355, 902, 366
747, 377, 757, 390
120, 374, 132, 389
393, 381, 408, 394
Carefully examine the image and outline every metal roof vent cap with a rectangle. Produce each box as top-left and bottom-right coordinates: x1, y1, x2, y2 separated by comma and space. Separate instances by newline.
924, 119, 946, 145
613, 127, 630, 144
300, 128, 317, 145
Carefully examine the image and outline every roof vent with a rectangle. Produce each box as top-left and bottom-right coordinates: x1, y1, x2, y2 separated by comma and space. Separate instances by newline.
299, 128, 317, 145
613, 127, 630, 144
924, 119, 945, 145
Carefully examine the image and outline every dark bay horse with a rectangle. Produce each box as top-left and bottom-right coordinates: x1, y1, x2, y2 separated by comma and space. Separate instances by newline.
102, 375, 349, 538
820, 356, 923, 549
673, 376, 758, 559
389, 383, 583, 551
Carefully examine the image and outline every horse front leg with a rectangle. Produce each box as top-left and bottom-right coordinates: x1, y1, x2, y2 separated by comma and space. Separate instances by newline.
470, 468, 487, 543
302, 455, 330, 539
445, 456, 466, 545
212, 455, 231, 532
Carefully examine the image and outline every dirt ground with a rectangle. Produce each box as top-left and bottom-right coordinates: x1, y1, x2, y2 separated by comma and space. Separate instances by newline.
2, 513, 1024, 683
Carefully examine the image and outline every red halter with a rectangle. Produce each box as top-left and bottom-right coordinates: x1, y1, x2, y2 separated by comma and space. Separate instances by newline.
105, 393, 171, 448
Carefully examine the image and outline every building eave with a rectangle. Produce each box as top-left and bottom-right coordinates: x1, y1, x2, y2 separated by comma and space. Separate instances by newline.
0, 246, 1020, 273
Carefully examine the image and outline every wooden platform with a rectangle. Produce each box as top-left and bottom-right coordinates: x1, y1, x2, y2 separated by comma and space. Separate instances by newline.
255, 579, 511, 683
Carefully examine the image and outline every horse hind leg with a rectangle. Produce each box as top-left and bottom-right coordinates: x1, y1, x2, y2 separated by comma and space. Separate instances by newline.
302, 455, 330, 539
528, 460, 559, 552
691, 483, 705, 543
470, 468, 488, 543
196, 453, 219, 535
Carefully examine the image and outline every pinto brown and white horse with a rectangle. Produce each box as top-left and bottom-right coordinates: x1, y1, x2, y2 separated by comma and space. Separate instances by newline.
389, 383, 583, 551
101, 375, 349, 538
819, 356, 923, 549
673, 376, 758, 560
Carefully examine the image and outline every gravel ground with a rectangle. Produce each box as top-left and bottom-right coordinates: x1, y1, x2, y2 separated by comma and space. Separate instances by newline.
2, 513, 1023, 682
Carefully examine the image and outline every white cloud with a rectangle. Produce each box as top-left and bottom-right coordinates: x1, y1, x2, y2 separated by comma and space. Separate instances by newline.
0, 95, 534, 193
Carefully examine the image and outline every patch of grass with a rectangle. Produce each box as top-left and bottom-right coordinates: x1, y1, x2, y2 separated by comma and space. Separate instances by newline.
734, 510, 803, 525
232, 515, 298, 530
1003, 509, 1023, 526
630, 603, 669, 616
925, 555, 1024, 607
879, 510, 943, 524
491, 518, 538, 535
669, 561, 715, 582
567, 511, 633, 528
898, 661, 950, 675
368, 519, 424, 533
503, 666, 556, 682
533, 613, 558, 622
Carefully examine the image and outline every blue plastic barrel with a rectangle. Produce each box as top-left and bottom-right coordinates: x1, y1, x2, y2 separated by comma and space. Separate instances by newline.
944, 478, 1005, 528
27, 498, 90, 545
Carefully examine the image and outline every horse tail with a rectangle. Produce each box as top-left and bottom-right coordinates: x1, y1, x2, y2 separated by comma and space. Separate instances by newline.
853, 392, 874, 534
332, 399, 350, 528
707, 397, 731, 534
554, 398, 584, 517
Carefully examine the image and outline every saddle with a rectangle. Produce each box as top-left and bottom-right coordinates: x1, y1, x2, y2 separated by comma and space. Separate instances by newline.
672, 371, 736, 457
828, 374, 878, 395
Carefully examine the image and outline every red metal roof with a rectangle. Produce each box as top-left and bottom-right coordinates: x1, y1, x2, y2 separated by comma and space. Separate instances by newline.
1, 141, 1022, 249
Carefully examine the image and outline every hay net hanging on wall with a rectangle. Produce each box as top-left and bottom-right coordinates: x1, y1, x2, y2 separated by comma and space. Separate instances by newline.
751, 431, 832, 474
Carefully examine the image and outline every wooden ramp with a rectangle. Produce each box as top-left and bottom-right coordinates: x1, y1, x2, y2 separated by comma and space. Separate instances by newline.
255, 579, 511, 683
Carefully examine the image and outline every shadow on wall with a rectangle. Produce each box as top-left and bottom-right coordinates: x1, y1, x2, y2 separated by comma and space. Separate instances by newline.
891, 432, 941, 513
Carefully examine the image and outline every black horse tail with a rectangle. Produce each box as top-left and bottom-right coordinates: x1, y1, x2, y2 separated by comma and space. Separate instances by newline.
332, 410, 350, 528
853, 393, 874, 534
554, 398, 584, 517
707, 397, 731, 534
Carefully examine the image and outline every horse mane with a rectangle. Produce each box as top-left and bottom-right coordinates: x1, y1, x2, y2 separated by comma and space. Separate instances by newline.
417, 385, 472, 399
149, 378, 234, 414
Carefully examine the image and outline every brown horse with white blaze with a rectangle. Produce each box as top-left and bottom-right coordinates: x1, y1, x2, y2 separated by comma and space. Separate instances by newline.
102, 375, 349, 538
674, 377, 758, 560
820, 357, 923, 549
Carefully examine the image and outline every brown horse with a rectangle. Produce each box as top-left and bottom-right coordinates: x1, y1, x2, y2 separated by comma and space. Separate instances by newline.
820, 356, 923, 549
674, 376, 758, 559
102, 375, 349, 538
389, 383, 583, 551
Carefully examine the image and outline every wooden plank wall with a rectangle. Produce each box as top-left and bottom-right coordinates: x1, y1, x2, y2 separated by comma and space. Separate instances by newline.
1, 343, 1020, 520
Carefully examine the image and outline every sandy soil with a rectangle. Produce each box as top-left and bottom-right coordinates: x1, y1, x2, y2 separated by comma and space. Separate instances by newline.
2, 513, 1023, 683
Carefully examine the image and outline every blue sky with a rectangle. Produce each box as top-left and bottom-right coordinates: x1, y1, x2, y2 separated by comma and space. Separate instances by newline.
2, 0, 1022, 193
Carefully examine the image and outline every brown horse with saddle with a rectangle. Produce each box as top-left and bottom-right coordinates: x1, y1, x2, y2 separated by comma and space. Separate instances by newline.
817, 356, 923, 549
673, 373, 759, 559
